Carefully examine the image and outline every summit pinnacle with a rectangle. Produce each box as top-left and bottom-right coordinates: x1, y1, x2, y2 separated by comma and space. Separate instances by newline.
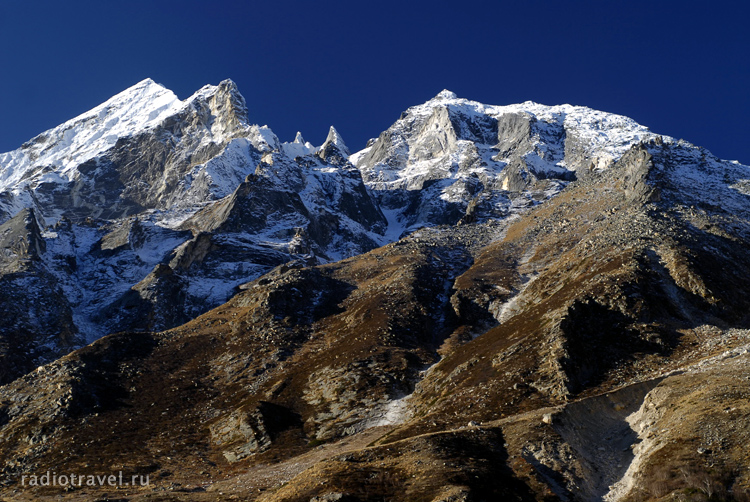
321, 125, 350, 156
434, 89, 458, 100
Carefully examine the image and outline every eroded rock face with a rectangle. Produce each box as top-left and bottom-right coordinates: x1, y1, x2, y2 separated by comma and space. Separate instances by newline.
99, 263, 189, 333
0, 85, 669, 358
0, 208, 47, 272
210, 402, 301, 462
621, 143, 661, 204
102, 80, 254, 213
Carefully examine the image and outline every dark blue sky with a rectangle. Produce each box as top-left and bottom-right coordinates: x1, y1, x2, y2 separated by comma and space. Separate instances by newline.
1, 0, 749, 161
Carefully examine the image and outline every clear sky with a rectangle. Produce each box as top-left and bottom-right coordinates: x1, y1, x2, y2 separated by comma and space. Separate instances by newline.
1, 0, 749, 162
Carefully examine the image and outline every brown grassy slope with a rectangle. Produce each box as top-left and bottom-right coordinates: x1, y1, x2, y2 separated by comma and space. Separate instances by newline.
0, 230, 483, 500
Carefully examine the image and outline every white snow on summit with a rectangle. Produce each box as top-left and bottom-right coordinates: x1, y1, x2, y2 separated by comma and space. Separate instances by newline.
281, 131, 317, 158
351, 91, 658, 193
253, 125, 281, 152
0, 79, 181, 193
322, 126, 351, 156
419, 92, 656, 169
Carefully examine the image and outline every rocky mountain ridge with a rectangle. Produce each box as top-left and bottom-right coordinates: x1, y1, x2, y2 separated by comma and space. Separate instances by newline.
0, 79, 397, 380
1, 80, 750, 501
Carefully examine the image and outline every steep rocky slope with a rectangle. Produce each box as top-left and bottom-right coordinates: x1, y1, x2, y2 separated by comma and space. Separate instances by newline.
2, 82, 750, 501
0, 209, 80, 384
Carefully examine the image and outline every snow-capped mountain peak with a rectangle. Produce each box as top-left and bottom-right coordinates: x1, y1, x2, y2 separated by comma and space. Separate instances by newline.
433, 89, 458, 101
0, 79, 269, 225
353, 91, 658, 195
321, 125, 350, 156
0, 78, 258, 206
0, 79, 181, 193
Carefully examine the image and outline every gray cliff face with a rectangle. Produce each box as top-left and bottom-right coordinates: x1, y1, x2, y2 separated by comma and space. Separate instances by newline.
0, 208, 47, 273
621, 143, 660, 205
106, 80, 254, 210
184, 149, 386, 247
0, 209, 80, 384
166, 149, 387, 321
102, 263, 189, 333
492, 111, 573, 191
352, 93, 580, 231
356, 101, 500, 189
351, 92, 666, 235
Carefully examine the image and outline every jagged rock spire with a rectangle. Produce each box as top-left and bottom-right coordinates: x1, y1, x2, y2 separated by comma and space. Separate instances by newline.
320, 125, 350, 157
